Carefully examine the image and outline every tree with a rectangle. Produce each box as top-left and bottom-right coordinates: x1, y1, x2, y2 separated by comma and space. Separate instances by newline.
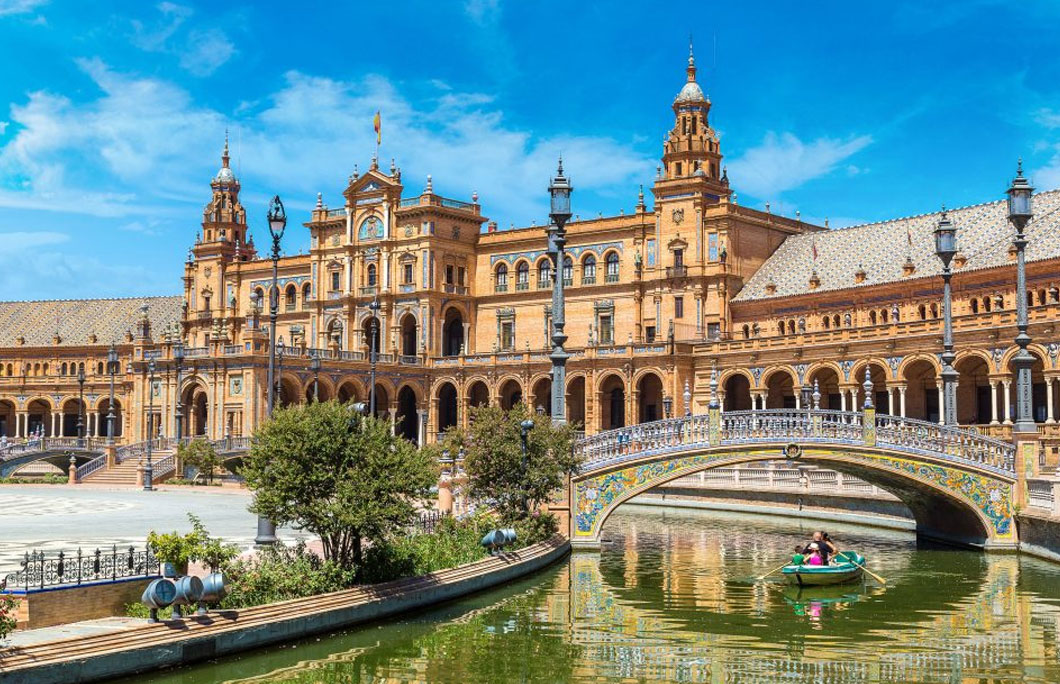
242, 401, 436, 570
178, 438, 220, 483
439, 403, 581, 523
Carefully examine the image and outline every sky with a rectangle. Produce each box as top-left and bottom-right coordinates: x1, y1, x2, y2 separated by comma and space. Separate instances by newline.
1, 0, 1060, 300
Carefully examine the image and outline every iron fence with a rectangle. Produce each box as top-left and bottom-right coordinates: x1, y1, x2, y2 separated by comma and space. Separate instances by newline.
3, 545, 161, 591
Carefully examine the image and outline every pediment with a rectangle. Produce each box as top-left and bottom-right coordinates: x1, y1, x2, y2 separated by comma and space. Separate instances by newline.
344, 169, 398, 199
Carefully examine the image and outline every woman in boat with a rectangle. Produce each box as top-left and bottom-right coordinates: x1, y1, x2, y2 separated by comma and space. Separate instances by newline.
805, 543, 824, 566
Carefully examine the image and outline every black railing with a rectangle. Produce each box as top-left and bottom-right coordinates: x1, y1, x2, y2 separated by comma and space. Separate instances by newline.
4, 545, 161, 591
410, 509, 450, 535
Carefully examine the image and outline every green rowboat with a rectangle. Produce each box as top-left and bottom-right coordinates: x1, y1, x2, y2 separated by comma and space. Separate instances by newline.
782, 551, 865, 586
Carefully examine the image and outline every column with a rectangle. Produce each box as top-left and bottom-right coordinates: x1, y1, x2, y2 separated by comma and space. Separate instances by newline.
1047, 378, 1056, 424
794, 392, 801, 410
850, 389, 858, 411
462, 322, 470, 355
839, 390, 847, 412
1003, 380, 1012, 425
417, 408, 427, 446
888, 387, 896, 415
937, 384, 944, 425
15, 412, 24, 438
388, 407, 397, 436
990, 381, 999, 425
899, 386, 907, 418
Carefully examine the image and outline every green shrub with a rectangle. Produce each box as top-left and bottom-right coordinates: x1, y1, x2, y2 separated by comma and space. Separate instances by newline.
514, 511, 559, 547
220, 542, 357, 609
146, 514, 238, 573
360, 512, 491, 584
0, 594, 19, 640
0, 474, 67, 485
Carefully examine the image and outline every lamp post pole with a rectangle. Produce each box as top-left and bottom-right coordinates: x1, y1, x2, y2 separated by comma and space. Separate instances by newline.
257, 195, 286, 546
173, 340, 184, 443
310, 350, 321, 402
107, 345, 117, 446
1007, 161, 1036, 433
519, 418, 534, 514
547, 159, 572, 426
934, 208, 958, 426
77, 368, 85, 447
369, 297, 380, 417
144, 360, 155, 491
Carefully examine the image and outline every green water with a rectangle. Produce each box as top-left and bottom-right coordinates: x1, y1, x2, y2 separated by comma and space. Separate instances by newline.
129, 506, 1060, 683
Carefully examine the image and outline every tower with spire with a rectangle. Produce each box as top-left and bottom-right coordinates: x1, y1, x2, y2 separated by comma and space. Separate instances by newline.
195, 132, 250, 261
656, 41, 728, 200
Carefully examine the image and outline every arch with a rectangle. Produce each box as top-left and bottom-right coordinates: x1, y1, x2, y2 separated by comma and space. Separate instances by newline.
400, 312, 418, 357
498, 377, 523, 410
396, 385, 419, 443
336, 377, 363, 404
305, 374, 334, 403
370, 383, 391, 420
956, 354, 991, 425
567, 375, 586, 428
277, 373, 301, 408
366, 263, 378, 287
96, 398, 123, 439
0, 399, 15, 438
536, 256, 552, 289
636, 372, 665, 422
903, 358, 940, 422
442, 307, 464, 357
467, 380, 490, 412
284, 283, 297, 309
301, 282, 311, 309
763, 368, 796, 409
604, 251, 620, 282
850, 360, 890, 412
61, 398, 86, 437
515, 260, 530, 290
531, 376, 552, 416
599, 373, 626, 430
723, 374, 751, 411
807, 366, 841, 410
495, 263, 509, 291
436, 382, 459, 435
572, 444, 1005, 550
26, 398, 53, 437
562, 255, 573, 285
582, 253, 597, 284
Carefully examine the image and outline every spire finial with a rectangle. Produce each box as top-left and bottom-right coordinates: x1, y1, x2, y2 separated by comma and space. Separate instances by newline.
390, 157, 396, 175
221, 129, 230, 168
637, 184, 645, 209
426, 174, 433, 193
1017, 156, 1024, 177
557, 155, 564, 176
686, 36, 697, 82
315, 192, 323, 210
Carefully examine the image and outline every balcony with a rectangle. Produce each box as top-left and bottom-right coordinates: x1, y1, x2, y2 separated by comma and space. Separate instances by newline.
327, 291, 343, 300
516, 281, 529, 291
582, 276, 596, 285
537, 279, 551, 290
605, 274, 619, 284
666, 265, 688, 279
359, 286, 379, 296
444, 283, 469, 295
495, 283, 508, 293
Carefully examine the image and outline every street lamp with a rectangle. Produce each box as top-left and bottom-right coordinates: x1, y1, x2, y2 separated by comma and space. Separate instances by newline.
368, 297, 380, 418
76, 367, 86, 446
519, 418, 535, 513
258, 195, 285, 546
107, 345, 118, 446
934, 207, 958, 426
548, 158, 572, 426
144, 359, 156, 491
173, 340, 184, 442
663, 395, 673, 419
310, 350, 321, 402
1007, 160, 1036, 433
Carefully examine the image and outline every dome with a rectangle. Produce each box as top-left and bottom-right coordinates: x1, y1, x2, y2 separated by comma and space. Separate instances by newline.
674, 80, 706, 104
215, 166, 236, 183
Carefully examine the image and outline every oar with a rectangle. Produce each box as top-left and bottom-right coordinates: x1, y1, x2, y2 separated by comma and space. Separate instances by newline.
756, 559, 793, 581
841, 553, 887, 584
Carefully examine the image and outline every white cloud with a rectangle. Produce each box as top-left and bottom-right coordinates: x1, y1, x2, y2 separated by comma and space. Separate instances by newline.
727, 131, 873, 199
1035, 108, 1060, 129
0, 0, 46, 16
129, 3, 235, 76
1036, 146, 1060, 190
0, 61, 652, 228
464, 0, 500, 25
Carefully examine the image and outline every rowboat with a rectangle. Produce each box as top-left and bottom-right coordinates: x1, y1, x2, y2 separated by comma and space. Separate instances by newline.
782, 551, 865, 586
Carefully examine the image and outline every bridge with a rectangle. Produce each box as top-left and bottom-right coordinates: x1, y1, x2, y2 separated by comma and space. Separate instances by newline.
0, 438, 106, 478
569, 404, 1019, 550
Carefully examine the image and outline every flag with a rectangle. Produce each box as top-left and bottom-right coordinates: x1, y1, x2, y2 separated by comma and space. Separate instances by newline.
373, 111, 381, 145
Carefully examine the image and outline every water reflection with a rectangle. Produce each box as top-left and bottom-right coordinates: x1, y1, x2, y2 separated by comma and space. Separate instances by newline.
132, 506, 1060, 684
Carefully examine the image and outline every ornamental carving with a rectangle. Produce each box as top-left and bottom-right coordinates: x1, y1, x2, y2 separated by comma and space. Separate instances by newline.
671, 208, 684, 224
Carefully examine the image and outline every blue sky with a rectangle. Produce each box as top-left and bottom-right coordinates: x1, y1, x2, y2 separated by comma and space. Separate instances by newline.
1, 0, 1060, 300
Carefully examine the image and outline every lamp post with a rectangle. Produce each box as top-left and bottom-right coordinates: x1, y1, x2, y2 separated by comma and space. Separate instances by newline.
519, 418, 535, 513
1007, 160, 1036, 433
144, 360, 156, 491
310, 350, 321, 402
368, 297, 380, 418
663, 395, 673, 420
547, 159, 572, 426
258, 195, 285, 546
107, 345, 118, 446
76, 367, 86, 446
173, 340, 184, 442
934, 207, 958, 426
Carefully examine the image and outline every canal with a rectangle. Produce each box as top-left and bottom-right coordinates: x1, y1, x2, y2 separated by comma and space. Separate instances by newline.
128, 505, 1060, 683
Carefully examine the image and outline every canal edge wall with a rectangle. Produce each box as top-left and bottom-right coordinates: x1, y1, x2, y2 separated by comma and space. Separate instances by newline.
1016, 512, 1060, 563
0, 536, 571, 684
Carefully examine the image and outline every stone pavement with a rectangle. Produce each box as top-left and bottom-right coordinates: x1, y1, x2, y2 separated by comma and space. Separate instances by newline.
0, 484, 310, 576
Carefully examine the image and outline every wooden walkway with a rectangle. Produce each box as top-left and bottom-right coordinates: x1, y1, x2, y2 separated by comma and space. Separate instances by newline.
0, 536, 570, 684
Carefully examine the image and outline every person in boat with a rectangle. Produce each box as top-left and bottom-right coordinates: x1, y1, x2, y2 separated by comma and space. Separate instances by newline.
802, 531, 838, 564
804, 542, 824, 566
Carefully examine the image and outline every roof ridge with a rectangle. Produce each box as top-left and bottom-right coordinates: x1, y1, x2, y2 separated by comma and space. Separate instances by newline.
0, 294, 181, 305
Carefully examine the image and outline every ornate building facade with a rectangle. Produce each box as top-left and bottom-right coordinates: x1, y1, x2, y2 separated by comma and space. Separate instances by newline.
1, 50, 1058, 469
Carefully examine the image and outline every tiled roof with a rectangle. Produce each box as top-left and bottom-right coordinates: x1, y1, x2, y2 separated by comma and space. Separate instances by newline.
0, 296, 182, 348
734, 188, 1060, 301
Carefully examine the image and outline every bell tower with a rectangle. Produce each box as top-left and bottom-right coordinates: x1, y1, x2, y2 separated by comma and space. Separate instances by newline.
195, 133, 251, 261
657, 42, 729, 200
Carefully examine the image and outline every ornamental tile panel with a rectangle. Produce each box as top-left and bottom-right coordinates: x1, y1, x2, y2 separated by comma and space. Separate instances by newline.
0, 296, 182, 348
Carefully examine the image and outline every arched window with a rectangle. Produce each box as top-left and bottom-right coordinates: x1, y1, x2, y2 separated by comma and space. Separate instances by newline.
745, 325, 752, 339
983, 297, 992, 313
833, 314, 841, 328
881, 308, 889, 323
605, 253, 620, 283
61, 362, 68, 375
1037, 289, 1046, 305
869, 311, 877, 325
285, 284, 296, 310
970, 298, 979, 314
495, 264, 509, 292
78, 362, 83, 375
537, 259, 551, 289
918, 304, 927, 320
930, 303, 939, 318
776, 322, 784, 336
367, 264, 377, 287
97, 361, 104, 375
787, 320, 796, 335
823, 316, 830, 329
516, 261, 530, 290
563, 256, 573, 286
582, 255, 597, 284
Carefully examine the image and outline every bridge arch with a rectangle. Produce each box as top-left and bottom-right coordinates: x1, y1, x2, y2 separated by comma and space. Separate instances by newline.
570, 416, 1015, 552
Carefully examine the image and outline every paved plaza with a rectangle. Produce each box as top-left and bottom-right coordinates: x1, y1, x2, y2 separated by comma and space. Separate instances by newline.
0, 485, 309, 575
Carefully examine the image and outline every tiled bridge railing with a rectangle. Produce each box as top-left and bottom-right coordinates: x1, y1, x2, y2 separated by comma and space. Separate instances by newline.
575, 409, 1017, 478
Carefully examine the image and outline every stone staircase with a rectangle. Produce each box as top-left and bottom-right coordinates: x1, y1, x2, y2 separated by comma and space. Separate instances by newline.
82, 450, 177, 486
